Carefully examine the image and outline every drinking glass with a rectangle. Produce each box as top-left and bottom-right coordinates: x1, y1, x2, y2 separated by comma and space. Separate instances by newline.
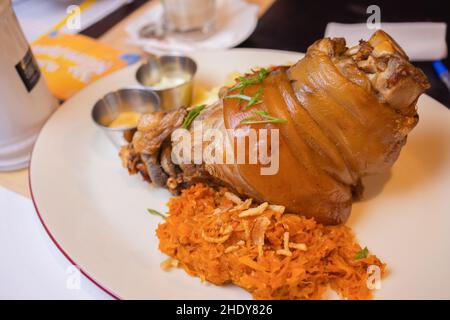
161, 0, 216, 39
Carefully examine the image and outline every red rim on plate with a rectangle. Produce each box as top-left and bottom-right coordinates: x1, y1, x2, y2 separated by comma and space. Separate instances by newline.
28, 111, 121, 300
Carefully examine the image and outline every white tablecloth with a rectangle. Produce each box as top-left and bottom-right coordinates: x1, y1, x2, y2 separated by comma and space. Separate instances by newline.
325, 22, 447, 61
0, 186, 111, 300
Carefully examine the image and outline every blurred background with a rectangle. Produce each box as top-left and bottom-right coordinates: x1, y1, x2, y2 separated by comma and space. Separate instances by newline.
11, 0, 450, 106
239, 0, 450, 107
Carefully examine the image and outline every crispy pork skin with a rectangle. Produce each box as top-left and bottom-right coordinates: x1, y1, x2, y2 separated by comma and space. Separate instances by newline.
121, 30, 430, 225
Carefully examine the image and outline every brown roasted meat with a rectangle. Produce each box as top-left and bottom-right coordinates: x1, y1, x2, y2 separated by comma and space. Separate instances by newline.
120, 30, 430, 225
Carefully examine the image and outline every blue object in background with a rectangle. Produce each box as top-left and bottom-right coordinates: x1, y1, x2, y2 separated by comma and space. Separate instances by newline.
120, 53, 141, 65
432, 61, 450, 93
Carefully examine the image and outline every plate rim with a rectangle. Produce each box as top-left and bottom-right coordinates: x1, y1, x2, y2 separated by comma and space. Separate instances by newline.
28, 155, 121, 299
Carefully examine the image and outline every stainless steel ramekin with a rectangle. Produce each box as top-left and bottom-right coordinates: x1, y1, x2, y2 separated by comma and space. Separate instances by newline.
91, 88, 160, 148
136, 55, 197, 110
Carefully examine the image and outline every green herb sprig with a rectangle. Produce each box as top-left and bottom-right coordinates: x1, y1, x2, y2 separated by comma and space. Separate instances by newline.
224, 68, 269, 110
244, 88, 264, 109
240, 109, 287, 125
182, 104, 206, 129
224, 93, 253, 101
355, 246, 369, 260
225, 88, 264, 109
229, 68, 269, 92
147, 208, 167, 219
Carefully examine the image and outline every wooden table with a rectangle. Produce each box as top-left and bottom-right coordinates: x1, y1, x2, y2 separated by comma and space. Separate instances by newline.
0, 0, 275, 199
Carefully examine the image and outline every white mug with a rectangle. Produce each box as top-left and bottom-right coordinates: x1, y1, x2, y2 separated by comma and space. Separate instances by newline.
0, 0, 57, 171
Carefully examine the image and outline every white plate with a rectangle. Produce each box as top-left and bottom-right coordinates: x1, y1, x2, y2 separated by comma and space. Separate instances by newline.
30, 48, 450, 300
127, 0, 259, 54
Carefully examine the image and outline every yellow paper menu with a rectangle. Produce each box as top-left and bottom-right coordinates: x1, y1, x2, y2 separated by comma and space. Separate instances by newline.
32, 31, 140, 100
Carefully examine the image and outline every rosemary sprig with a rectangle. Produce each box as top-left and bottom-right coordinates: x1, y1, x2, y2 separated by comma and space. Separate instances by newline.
240, 109, 287, 125
147, 208, 167, 219
182, 104, 206, 129
254, 110, 269, 116
229, 68, 269, 92
243, 88, 264, 109
224, 93, 252, 101
225, 68, 269, 110
240, 118, 288, 125
224, 88, 264, 109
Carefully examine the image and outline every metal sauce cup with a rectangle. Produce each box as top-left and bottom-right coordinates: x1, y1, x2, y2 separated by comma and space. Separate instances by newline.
91, 88, 160, 148
136, 55, 197, 111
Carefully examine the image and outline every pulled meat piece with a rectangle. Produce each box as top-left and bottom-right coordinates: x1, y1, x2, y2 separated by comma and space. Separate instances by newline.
119, 144, 150, 181
142, 153, 168, 187
132, 108, 187, 155
120, 107, 187, 189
